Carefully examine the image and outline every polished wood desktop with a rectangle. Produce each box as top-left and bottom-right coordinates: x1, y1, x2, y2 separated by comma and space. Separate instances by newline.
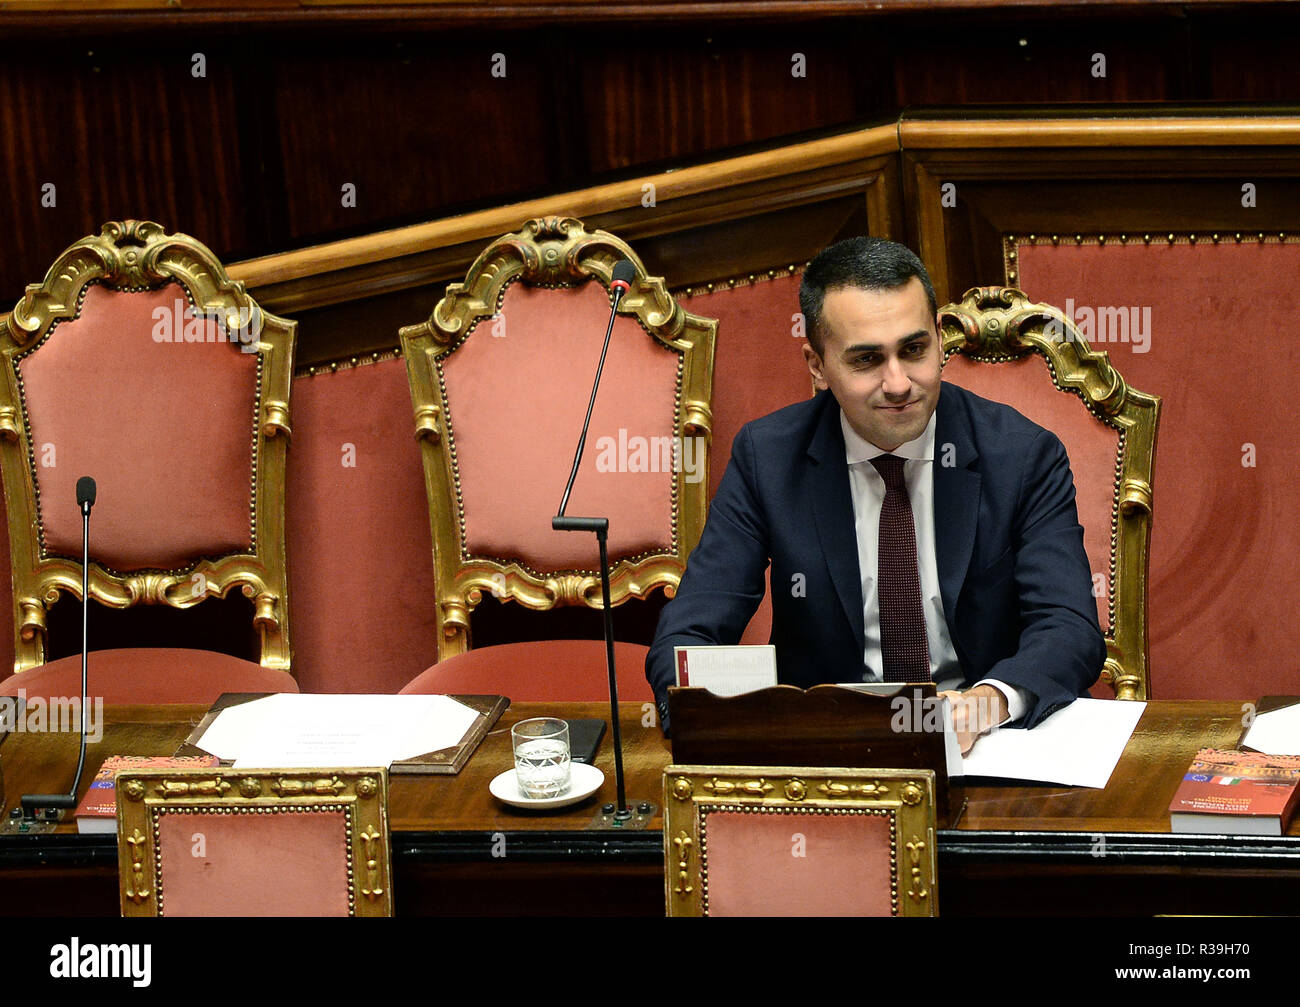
2, 700, 1297, 916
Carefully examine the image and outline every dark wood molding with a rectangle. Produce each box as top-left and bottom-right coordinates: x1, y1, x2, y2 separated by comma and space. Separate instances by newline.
898, 128, 1300, 301
227, 126, 899, 315
0, 1, 1282, 33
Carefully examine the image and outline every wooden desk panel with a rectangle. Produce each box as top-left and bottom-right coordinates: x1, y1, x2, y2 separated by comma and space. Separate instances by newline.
387, 704, 672, 833
957, 700, 1253, 833
3, 699, 1298, 916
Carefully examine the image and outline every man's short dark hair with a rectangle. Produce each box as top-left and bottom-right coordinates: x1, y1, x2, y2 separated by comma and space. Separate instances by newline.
799, 237, 939, 355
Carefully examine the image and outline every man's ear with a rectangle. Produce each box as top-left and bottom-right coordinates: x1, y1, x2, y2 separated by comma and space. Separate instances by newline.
802, 342, 828, 391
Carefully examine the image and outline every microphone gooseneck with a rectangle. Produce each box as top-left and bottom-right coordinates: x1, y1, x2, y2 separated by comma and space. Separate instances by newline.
20, 476, 95, 820
555, 261, 636, 521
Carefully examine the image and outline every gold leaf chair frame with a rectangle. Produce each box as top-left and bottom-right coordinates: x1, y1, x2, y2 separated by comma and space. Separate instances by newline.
0, 220, 295, 674
939, 286, 1160, 700
400, 217, 717, 658
663, 765, 938, 917
116, 767, 392, 917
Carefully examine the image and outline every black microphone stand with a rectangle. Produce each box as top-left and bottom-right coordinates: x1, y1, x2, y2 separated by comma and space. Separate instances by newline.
20, 479, 94, 820
552, 264, 641, 824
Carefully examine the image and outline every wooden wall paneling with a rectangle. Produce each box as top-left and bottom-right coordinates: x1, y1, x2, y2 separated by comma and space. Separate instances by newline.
292, 287, 435, 369
230, 127, 898, 318
4, 2, 1296, 30
274, 146, 901, 368
1191, 11, 1300, 102
0, 42, 258, 305
899, 118, 1300, 301
888, 11, 1192, 105
269, 34, 564, 244
904, 154, 1300, 298
4, 6, 1299, 302
901, 157, 952, 304
576, 29, 884, 173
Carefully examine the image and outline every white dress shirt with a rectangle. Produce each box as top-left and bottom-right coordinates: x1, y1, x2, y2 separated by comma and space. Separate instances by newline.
840, 408, 1029, 724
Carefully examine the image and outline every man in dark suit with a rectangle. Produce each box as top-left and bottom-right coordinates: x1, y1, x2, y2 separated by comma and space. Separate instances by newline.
646, 237, 1105, 751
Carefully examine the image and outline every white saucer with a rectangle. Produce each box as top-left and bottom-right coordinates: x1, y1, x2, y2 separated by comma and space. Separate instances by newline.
489, 762, 605, 809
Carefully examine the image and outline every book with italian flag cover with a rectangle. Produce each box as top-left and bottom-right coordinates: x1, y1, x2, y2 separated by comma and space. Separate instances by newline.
1169, 748, 1300, 835
74, 754, 220, 834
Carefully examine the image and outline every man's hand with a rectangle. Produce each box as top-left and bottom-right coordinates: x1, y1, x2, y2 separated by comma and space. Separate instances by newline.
937, 684, 1009, 756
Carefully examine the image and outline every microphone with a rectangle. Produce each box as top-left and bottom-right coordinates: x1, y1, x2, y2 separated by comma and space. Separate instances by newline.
552, 261, 638, 822
21, 476, 95, 821
609, 259, 636, 297
76, 476, 96, 513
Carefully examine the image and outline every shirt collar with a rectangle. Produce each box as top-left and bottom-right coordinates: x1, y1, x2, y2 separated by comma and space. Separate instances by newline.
840, 405, 936, 465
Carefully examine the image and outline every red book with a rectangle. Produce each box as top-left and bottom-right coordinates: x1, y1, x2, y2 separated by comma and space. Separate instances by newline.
1169, 748, 1300, 836
75, 754, 220, 834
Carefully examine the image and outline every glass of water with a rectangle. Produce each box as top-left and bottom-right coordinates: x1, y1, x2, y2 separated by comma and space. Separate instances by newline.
511, 718, 571, 799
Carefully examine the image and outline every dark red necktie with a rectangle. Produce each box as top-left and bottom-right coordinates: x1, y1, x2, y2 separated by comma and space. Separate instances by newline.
870, 454, 931, 682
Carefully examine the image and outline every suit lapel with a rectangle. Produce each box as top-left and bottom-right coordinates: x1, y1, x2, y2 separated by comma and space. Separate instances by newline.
933, 383, 981, 633
807, 395, 866, 650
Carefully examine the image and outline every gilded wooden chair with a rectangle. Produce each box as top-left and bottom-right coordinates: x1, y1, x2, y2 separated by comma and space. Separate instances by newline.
663, 765, 938, 917
398, 217, 716, 701
0, 220, 297, 702
116, 767, 392, 917
939, 286, 1160, 700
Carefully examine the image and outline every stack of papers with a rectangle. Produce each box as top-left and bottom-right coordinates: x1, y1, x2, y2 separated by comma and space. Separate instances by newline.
192, 694, 481, 769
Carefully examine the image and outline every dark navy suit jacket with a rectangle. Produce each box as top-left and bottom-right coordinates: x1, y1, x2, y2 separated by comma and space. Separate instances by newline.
646, 381, 1106, 730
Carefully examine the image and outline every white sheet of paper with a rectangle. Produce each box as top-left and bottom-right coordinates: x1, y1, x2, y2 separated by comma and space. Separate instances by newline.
957, 698, 1147, 788
193, 694, 480, 769
674, 645, 778, 697
191, 696, 274, 759
1241, 702, 1300, 756
941, 700, 963, 779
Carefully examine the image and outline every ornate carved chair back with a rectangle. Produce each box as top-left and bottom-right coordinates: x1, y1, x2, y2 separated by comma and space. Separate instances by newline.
939, 287, 1160, 699
400, 217, 717, 660
0, 221, 295, 677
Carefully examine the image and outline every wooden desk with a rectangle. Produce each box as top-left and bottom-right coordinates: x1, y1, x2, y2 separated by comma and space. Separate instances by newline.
2, 700, 1298, 915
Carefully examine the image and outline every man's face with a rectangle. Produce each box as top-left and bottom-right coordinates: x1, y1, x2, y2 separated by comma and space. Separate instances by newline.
802, 277, 942, 452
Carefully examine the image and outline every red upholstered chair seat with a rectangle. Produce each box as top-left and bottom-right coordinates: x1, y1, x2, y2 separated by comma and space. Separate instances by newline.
400, 639, 652, 703
0, 648, 297, 705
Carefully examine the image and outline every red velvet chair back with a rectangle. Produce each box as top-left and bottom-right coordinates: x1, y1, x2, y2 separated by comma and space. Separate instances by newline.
399, 217, 716, 660
116, 767, 392, 917
1010, 235, 1300, 702
676, 271, 813, 648
664, 765, 938, 917
0, 221, 296, 674
940, 286, 1160, 699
